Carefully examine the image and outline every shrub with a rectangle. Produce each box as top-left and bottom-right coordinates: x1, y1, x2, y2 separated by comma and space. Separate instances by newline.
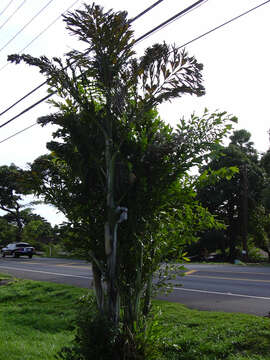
56, 293, 121, 360
56, 293, 164, 360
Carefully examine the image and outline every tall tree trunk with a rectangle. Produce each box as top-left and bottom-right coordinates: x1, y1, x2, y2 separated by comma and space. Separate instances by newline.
105, 135, 120, 325
15, 208, 23, 242
143, 276, 152, 317
92, 262, 104, 311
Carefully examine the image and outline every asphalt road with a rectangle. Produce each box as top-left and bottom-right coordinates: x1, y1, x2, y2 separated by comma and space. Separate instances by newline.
0, 257, 269, 317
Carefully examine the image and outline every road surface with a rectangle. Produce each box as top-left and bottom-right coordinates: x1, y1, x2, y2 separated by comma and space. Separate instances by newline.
0, 257, 269, 316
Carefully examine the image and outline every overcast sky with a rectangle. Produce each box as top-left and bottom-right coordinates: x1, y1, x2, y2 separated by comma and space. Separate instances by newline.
0, 0, 269, 224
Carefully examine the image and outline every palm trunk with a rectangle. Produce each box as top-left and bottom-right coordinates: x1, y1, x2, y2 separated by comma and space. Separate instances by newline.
92, 262, 104, 311
105, 134, 120, 325
143, 276, 152, 317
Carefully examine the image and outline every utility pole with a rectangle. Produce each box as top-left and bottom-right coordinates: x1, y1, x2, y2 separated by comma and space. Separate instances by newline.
242, 163, 248, 261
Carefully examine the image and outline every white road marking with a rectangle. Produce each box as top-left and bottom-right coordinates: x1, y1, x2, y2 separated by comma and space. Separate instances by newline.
0, 265, 92, 280
1, 265, 270, 300
172, 286, 270, 300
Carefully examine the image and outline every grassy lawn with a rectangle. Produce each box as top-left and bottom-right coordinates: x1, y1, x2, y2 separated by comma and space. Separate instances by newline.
0, 274, 88, 360
0, 274, 269, 360
155, 301, 270, 359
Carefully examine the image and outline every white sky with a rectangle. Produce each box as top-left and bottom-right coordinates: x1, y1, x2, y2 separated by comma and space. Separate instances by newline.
0, 0, 269, 224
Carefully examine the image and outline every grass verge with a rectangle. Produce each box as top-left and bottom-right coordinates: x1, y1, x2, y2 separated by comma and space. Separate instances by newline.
0, 276, 88, 360
0, 275, 269, 360
154, 301, 270, 359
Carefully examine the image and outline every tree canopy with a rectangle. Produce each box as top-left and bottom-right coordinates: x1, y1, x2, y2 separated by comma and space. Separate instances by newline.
197, 129, 264, 260
0, 164, 33, 241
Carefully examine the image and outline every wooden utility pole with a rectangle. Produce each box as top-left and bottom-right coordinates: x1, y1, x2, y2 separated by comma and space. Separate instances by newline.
242, 163, 248, 261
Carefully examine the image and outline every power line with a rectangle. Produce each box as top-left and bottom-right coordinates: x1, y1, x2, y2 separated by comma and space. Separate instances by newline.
0, 92, 53, 130
0, 0, 82, 115
1, 0, 269, 144
0, 0, 15, 17
0, 0, 166, 119
135, 0, 207, 43
0, 122, 37, 144
129, 0, 165, 23
0, 0, 81, 73
0, 0, 27, 31
0, 0, 55, 54
16, 0, 164, 49
0, 81, 48, 120
175, 0, 270, 51
18, 0, 81, 54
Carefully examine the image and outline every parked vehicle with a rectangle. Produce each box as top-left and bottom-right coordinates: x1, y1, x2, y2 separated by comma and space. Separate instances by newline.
1, 242, 35, 258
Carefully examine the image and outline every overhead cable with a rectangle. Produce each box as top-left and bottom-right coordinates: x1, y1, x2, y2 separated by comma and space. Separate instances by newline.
0, 0, 27, 31
0, 0, 15, 17
176, 0, 270, 51
128, 0, 165, 23
0, 0, 81, 73
0, 122, 37, 144
135, 0, 207, 43
0, 92, 53, 130
0, 0, 55, 54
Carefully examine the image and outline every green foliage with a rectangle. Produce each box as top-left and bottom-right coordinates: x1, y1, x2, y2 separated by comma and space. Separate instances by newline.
247, 244, 268, 263
57, 293, 121, 360
0, 165, 34, 212
42, 244, 65, 258
22, 218, 54, 250
0, 164, 38, 242
57, 293, 165, 360
249, 205, 270, 262
0, 217, 17, 245
197, 129, 264, 260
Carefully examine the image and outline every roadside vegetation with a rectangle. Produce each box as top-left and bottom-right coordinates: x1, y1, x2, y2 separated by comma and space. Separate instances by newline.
0, 276, 269, 360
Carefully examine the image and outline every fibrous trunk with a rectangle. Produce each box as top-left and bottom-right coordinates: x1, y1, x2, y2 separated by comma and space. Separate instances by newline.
105, 136, 120, 325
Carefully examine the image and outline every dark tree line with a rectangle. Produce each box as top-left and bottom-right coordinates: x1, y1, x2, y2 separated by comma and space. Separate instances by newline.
193, 129, 270, 262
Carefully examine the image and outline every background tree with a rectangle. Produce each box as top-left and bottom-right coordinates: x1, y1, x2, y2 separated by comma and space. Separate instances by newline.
22, 216, 54, 251
249, 205, 270, 262
252, 144, 270, 261
197, 129, 264, 261
0, 164, 33, 241
260, 148, 270, 211
0, 217, 17, 246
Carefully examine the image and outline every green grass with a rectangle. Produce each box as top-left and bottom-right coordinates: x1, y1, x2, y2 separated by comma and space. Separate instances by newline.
0, 276, 269, 360
154, 301, 270, 359
0, 277, 88, 360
